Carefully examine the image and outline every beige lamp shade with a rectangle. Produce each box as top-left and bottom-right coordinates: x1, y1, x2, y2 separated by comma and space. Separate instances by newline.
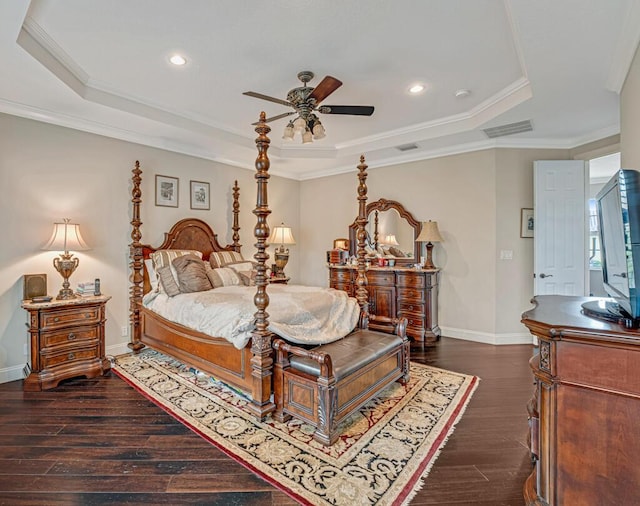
268, 224, 296, 246
415, 221, 444, 243
383, 234, 400, 246
43, 219, 90, 253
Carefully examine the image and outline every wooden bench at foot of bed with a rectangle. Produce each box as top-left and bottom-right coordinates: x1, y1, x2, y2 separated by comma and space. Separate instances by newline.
272, 318, 409, 446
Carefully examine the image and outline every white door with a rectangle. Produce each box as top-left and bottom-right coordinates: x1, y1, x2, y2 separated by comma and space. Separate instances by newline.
533, 160, 588, 296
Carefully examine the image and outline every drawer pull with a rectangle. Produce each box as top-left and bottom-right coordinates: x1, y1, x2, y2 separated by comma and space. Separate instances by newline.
68, 353, 76, 360
54, 317, 60, 322
67, 333, 76, 341
85, 313, 92, 318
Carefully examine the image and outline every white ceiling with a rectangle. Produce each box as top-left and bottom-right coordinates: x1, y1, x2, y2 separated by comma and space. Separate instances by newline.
1, 0, 639, 180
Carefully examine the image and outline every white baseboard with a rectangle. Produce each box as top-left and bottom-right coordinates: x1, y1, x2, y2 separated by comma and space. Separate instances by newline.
440, 326, 535, 345
0, 364, 28, 384
106, 341, 133, 359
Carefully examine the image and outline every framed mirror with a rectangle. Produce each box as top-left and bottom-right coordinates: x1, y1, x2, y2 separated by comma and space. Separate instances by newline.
349, 199, 421, 265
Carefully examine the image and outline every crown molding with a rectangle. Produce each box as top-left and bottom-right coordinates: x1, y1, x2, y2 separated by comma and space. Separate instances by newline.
606, 0, 640, 93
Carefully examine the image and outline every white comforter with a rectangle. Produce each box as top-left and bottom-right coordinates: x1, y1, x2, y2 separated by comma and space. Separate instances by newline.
142, 284, 360, 349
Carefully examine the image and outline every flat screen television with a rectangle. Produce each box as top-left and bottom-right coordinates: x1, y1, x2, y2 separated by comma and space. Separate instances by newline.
583, 169, 640, 327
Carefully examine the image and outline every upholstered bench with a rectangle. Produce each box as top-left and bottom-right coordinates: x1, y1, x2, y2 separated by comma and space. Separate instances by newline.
273, 317, 409, 446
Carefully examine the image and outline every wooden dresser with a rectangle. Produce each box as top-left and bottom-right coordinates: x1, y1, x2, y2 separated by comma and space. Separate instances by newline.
521, 295, 640, 506
329, 265, 440, 343
22, 295, 111, 391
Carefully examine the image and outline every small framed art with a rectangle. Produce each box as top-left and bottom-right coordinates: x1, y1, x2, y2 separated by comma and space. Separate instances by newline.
190, 180, 210, 210
155, 175, 179, 207
521, 208, 534, 238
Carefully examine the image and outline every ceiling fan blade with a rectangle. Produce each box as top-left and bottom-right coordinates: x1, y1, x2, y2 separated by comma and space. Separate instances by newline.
309, 76, 343, 103
251, 111, 295, 125
243, 91, 292, 107
319, 105, 375, 116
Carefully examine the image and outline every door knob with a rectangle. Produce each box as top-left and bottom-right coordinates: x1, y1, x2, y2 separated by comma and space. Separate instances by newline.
539, 273, 553, 279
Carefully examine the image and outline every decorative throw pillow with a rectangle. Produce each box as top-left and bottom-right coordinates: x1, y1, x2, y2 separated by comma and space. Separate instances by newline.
226, 261, 257, 286
150, 249, 203, 292
156, 266, 181, 297
389, 246, 405, 257
209, 250, 245, 269
206, 267, 242, 288
172, 254, 212, 293
144, 258, 158, 292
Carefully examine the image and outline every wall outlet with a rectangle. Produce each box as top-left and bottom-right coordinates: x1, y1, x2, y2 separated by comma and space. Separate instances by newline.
500, 250, 513, 260
121, 326, 128, 337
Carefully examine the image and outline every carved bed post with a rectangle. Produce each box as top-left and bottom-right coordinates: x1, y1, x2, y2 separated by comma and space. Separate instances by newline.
249, 112, 276, 419
128, 161, 145, 352
355, 155, 370, 329
231, 180, 241, 252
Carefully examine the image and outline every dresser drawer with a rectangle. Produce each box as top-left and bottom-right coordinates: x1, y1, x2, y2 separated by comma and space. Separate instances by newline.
397, 272, 425, 289
398, 301, 426, 315
367, 270, 395, 286
41, 306, 100, 330
41, 346, 99, 369
42, 325, 99, 348
397, 288, 425, 302
330, 269, 352, 283
331, 282, 353, 295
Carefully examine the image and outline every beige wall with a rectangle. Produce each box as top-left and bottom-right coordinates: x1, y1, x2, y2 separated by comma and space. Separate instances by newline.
299, 148, 571, 343
621, 43, 640, 168
0, 113, 298, 381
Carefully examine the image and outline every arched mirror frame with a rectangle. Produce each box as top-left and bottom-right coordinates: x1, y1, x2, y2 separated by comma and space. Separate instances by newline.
348, 198, 422, 266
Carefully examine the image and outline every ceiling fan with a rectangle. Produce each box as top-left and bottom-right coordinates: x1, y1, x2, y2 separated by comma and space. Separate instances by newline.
243, 71, 374, 143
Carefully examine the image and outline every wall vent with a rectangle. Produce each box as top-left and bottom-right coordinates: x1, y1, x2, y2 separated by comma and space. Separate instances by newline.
482, 120, 533, 138
395, 143, 419, 152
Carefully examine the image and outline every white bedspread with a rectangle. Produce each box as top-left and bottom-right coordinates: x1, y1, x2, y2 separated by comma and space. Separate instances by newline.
142, 284, 360, 349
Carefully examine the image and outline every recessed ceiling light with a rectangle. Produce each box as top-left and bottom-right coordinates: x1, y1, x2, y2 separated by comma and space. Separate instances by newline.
169, 54, 187, 66
409, 84, 425, 94
455, 88, 471, 98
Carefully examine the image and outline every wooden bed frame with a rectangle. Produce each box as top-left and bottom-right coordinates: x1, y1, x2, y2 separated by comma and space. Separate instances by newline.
129, 112, 408, 427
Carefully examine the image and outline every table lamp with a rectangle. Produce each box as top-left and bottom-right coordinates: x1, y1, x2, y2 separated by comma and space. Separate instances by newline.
415, 220, 443, 269
43, 218, 90, 299
268, 223, 296, 278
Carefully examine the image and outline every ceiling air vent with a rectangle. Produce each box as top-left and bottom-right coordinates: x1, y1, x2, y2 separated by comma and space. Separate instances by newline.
395, 143, 419, 152
482, 120, 533, 139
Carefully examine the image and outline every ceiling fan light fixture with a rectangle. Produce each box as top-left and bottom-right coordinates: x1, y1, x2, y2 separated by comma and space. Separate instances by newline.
282, 121, 295, 140
312, 122, 325, 140
293, 116, 305, 133
302, 128, 313, 144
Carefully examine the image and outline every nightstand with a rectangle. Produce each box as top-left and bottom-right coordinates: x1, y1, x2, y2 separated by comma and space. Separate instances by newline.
269, 277, 290, 284
22, 294, 111, 391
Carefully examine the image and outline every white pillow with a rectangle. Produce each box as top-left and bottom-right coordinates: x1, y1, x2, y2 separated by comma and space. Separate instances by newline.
144, 259, 158, 291
206, 267, 242, 288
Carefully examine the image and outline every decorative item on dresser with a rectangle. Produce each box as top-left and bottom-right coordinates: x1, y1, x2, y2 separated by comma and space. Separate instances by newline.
22, 294, 111, 391
329, 265, 440, 344
415, 220, 444, 269
521, 295, 640, 506
42, 218, 91, 300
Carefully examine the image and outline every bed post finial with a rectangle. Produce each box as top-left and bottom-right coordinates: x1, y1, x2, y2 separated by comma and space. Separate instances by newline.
232, 180, 241, 252
250, 111, 276, 420
355, 154, 370, 328
128, 160, 145, 351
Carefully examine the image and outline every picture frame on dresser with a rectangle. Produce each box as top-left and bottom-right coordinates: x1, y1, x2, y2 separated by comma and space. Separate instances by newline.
190, 180, 210, 210
155, 175, 179, 207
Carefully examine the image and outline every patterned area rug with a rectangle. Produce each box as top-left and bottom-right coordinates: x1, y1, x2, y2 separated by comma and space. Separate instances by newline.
113, 349, 478, 505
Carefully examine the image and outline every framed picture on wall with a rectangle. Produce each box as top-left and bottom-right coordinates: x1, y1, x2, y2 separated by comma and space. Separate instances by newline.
190, 180, 210, 210
155, 175, 179, 207
521, 208, 534, 238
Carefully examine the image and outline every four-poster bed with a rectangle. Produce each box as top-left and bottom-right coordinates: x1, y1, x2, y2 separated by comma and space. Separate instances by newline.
128, 112, 409, 438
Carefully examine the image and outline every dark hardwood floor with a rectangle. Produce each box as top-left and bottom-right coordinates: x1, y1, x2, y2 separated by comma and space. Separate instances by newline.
0, 337, 534, 505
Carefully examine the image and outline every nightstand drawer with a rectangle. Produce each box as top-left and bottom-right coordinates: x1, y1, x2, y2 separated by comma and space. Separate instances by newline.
41, 306, 100, 330
330, 269, 352, 283
42, 326, 98, 348
41, 346, 99, 369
